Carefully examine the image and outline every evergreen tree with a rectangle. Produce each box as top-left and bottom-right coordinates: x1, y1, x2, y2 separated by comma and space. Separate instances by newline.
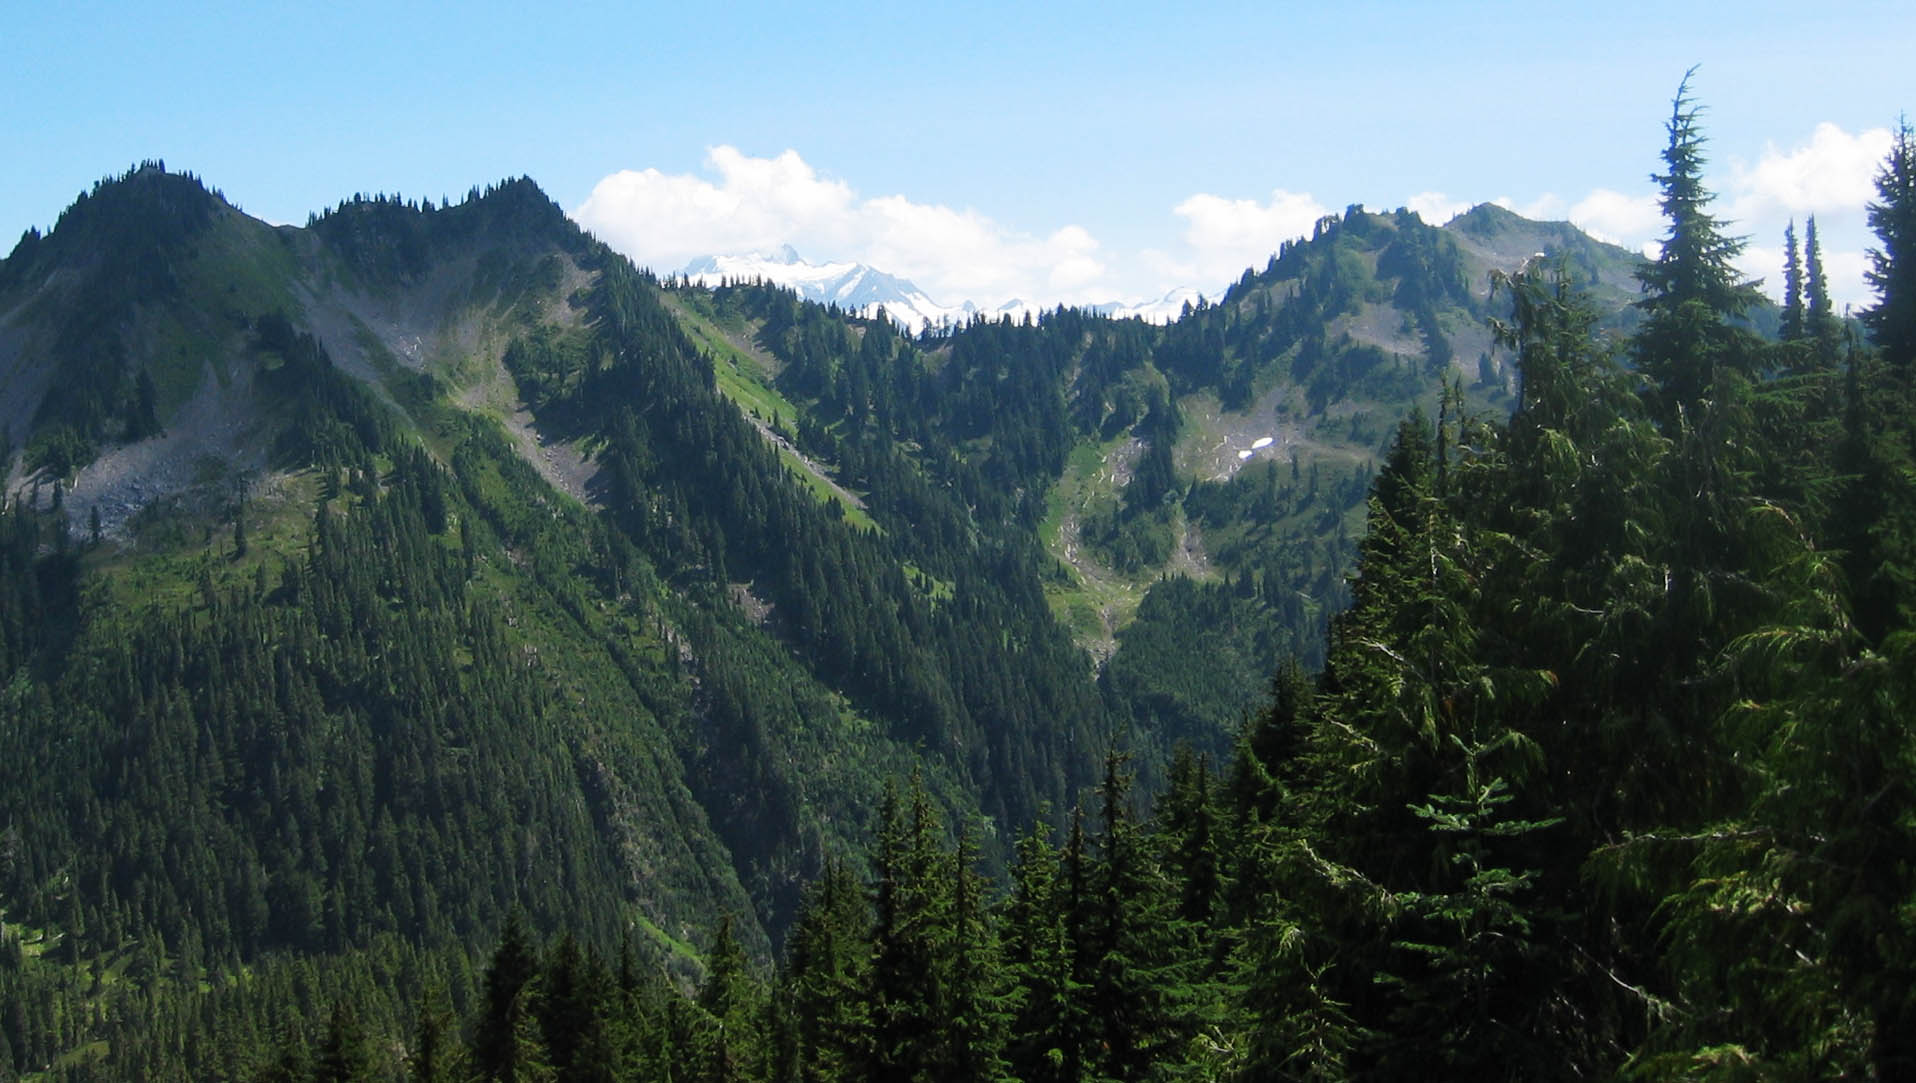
1080, 752, 1206, 1080
784, 860, 871, 1082
477, 912, 548, 1082
940, 825, 1011, 1083
697, 916, 763, 1083
312, 1001, 372, 1083
1865, 117, 1916, 373
1155, 747, 1222, 934
1001, 819, 1085, 1083
863, 777, 951, 1082
1780, 219, 1806, 343
409, 986, 462, 1083
1633, 70, 1763, 422
539, 933, 616, 1082
1806, 215, 1842, 361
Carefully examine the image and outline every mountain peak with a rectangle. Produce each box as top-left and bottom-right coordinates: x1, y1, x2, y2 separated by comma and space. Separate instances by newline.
1450, 201, 1531, 239
680, 249, 973, 330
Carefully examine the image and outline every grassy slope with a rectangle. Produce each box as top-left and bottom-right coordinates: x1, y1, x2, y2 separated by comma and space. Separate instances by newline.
661, 292, 881, 532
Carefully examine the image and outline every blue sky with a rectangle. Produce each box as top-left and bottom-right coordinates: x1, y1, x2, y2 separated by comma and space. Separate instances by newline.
7, 1, 1912, 310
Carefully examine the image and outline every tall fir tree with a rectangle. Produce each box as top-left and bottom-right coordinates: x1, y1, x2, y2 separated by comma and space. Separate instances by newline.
783, 860, 871, 1083
1842, 121, 1916, 644
477, 912, 551, 1083
1781, 219, 1806, 343
1633, 70, 1763, 423
862, 776, 952, 1082
312, 1001, 373, 1083
1001, 819, 1085, 1083
1806, 215, 1842, 362
1865, 117, 1916, 373
941, 825, 1011, 1083
539, 933, 616, 1083
696, 916, 764, 1083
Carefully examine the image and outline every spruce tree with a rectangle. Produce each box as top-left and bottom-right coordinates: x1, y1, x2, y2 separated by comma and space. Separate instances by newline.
784, 859, 871, 1083
1633, 70, 1763, 422
1001, 819, 1083, 1083
696, 917, 762, 1083
1781, 220, 1806, 343
311, 1001, 372, 1083
477, 912, 547, 1082
1080, 751, 1208, 1081
1842, 123, 1916, 644
940, 825, 1011, 1082
863, 776, 953, 1082
1865, 117, 1916, 373
409, 986, 462, 1083
1156, 747, 1222, 933
1806, 215, 1841, 362
539, 933, 615, 1082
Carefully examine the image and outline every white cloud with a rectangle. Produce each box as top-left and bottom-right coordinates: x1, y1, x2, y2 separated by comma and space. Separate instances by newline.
1404, 191, 1472, 226
1739, 243, 1781, 294
1822, 248, 1874, 319
1168, 188, 1331, 285
1727, 123, 1893, 222
573, 146, 1113, 308
1715, 122, 1890, 313
1712, 123, 1890, 313
573, 148, 858, 271
1565, 189, 1664, 249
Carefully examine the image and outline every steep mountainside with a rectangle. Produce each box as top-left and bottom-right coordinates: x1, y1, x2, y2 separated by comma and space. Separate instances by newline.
0, 166, 1100, 969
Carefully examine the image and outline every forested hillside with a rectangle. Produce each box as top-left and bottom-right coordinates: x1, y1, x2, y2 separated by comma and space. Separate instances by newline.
3, 82, 1910, 1079
663, 198, 1652, 772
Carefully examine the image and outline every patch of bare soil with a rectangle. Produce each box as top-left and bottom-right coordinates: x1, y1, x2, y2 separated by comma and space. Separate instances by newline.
1168, 513, 1213, 580
454, 348, 603, 509
729, 582, 774, 624
306, 251, 605, 509
1052, 437, 1147, 657
508, 405, 600, 508
1183, 385, 1362, 484
1340, 301, 1425, 358
289, 280, 405, 409
34, 362, 270, 541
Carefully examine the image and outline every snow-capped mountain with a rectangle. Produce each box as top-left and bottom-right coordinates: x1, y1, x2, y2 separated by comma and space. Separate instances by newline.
679, 247, 1200, 331
680, 247, 977, 331
1089, 287, 1207, 323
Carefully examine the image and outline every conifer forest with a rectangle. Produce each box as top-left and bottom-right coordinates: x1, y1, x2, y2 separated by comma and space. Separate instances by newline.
3, 81, 1916, 1079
